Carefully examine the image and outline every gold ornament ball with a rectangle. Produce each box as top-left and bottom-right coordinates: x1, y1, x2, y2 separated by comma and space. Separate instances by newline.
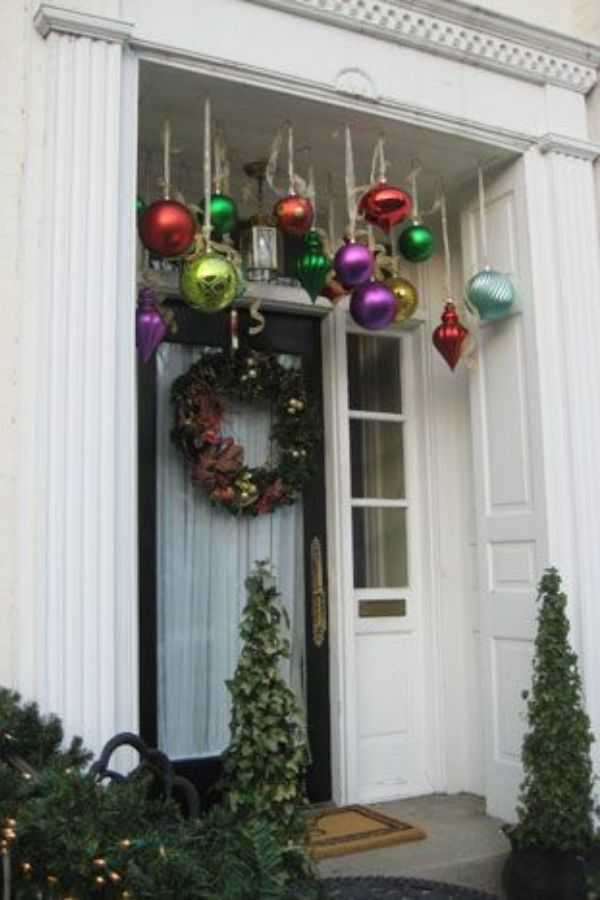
386, 275, 419, 323
181, 253, 239, 313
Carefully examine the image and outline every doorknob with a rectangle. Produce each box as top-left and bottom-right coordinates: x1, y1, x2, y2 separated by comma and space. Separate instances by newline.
310, 537, 327, 648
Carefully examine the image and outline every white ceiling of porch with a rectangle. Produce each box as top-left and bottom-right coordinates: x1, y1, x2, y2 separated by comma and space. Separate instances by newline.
138, 61, 516, 226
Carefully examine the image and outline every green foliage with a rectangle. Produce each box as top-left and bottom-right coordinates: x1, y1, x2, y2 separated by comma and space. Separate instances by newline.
222, 563, 310, 849
511, 568, 596, 852
0, 633, 318, 898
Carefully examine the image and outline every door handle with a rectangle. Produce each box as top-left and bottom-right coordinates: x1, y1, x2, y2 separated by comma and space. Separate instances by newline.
310, 536, 327, 648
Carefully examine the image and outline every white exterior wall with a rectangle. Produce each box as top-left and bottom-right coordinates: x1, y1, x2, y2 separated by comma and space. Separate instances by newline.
0, 0, 34, 688
2, 0, 600, 814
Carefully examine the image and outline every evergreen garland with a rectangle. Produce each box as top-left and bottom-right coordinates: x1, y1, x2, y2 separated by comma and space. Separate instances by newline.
222, 563, 310, 850
511, 568, 596, 852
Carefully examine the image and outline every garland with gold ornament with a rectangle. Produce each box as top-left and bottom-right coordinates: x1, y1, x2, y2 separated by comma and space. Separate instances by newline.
171, 349, 319, 516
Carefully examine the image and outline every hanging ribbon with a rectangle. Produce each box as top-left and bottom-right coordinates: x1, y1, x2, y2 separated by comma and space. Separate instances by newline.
248, 300, 266, 335
214, 127, 230, 195
265, 124, 308, 197
477, 165, 489, 269
345, 126, 360, 242
230, 309, 239, 352
369, 136, 387, 185
439, 193, 452, 299
307, 166, 316, 220
409, 164, 422, 220
162, 120, 171, 200
203, 99, 212, 247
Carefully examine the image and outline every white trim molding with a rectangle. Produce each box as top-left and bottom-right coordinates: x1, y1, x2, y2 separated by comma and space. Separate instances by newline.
537, 133, 600, 161
244, 0, 600, 94
34, 4, 133, 43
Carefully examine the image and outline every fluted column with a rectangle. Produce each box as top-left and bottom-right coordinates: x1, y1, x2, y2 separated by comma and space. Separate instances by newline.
525, 136, 600, 774
20, 6, 138, 755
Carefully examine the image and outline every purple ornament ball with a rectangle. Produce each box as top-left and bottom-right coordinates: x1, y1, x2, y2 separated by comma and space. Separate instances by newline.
334, 242, 374, 289
350, 282, 398, 331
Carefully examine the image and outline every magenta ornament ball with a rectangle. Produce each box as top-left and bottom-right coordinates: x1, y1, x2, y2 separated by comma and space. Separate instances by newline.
334, 242, 374, 289
350, 281, 398, 331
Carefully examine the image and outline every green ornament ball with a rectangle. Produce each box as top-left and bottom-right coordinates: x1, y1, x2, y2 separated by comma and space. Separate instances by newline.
199, 192, 238, 237
466, 267, 515, 322
296, 230, 331, 302
136, 196, 147, 218
397, 221, 435, 263
181, 252, 239, 313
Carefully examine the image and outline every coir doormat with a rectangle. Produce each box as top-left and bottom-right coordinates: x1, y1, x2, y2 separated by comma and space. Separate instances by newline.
308, 805, 426, 860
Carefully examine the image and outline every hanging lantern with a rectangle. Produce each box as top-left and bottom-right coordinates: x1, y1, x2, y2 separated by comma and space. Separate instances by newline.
136, 288, 168, 363
397, 221, 435, 263
433, 301, 469, 370
466, 267, 515, 322
274, 194, 314, 237
138, 199, 196, 258
386, 276, 419, 323
359, 182, 413, 233
296, 230, 331, 302
350, 281, 398, 331
334, 242, 374, 290
181, 252, 239, 313
199, 192, 238, 238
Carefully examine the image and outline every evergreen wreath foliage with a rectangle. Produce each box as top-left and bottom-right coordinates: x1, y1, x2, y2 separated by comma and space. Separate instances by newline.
171, 349, 320, 516
510, 568, 596, 852
222, 562, 310, 849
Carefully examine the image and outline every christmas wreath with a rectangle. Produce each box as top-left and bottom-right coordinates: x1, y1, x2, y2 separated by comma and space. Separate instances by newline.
171, 349, 319, 516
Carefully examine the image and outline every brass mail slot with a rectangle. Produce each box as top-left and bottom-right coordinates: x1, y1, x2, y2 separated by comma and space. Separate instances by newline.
359, 599, 407, 618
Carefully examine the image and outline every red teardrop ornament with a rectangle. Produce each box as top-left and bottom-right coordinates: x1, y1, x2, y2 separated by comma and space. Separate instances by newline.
138, 200, 196, 258
274, 194, 314, 237
432, 301, 469, 371
359, 182, 413, 233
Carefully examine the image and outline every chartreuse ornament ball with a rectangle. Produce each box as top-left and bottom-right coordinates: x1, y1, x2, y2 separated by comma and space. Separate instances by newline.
397, 221, 435, 263
467, 267, 515, 322
181, 252, 239, 313
296, 230, 331, 302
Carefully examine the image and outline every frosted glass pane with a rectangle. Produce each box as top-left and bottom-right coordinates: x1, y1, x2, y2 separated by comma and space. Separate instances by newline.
347, 334, 402, 413
352, 507, 408, 588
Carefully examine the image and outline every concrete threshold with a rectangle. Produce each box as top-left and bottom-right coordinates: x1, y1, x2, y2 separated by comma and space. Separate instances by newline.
318, 793, 508, 897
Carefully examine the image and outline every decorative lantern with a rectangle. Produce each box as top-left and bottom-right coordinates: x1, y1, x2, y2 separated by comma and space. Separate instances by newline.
240, 160, 284, 282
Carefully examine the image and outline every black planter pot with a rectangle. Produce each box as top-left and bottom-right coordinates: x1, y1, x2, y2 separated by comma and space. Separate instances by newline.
502, 847, 588, 900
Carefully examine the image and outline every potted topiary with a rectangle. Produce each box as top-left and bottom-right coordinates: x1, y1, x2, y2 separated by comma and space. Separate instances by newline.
502, 568, 597, 900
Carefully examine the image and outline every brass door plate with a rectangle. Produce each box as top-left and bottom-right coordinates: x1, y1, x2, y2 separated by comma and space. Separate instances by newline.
359, 599, 407, 618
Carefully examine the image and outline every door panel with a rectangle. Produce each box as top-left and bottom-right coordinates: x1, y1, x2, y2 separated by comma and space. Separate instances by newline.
461, 160, 547, 822
138, 304, 331, 803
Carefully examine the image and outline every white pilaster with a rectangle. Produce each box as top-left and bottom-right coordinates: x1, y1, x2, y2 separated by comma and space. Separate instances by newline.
21, 12, 138, 754
524, 139, 600, 775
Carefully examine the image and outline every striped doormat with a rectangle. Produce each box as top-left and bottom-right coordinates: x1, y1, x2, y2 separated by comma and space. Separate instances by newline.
308, 805, 426, 860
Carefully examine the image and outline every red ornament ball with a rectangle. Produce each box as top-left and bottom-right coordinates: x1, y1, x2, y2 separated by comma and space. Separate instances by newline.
359, 182, 413, 233
432, 301, 469, 371
138, 200, 196, 258
274, 194, 314, 237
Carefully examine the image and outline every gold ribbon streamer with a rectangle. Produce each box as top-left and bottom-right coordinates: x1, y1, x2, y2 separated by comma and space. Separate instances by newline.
203, 98, 212, 247
249, 299, 266, 335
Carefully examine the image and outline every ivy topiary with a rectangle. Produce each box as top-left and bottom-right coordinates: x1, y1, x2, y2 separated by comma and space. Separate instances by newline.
222, 562, 310, 849
510, 568, 596, 852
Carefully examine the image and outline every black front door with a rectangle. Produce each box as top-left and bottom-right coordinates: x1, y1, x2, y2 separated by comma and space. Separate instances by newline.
138, 302, 331, 804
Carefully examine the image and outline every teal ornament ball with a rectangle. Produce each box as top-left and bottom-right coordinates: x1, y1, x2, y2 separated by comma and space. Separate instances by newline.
467, 268, 515, 322
296, 230, 331, 302
397, 221, 435, 263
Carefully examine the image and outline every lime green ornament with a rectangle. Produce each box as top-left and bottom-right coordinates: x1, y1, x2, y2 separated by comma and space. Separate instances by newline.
199, 192, 238, 238
397, 221, 435, 263
181, 252, 239, 313
296, 230, 331, 302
